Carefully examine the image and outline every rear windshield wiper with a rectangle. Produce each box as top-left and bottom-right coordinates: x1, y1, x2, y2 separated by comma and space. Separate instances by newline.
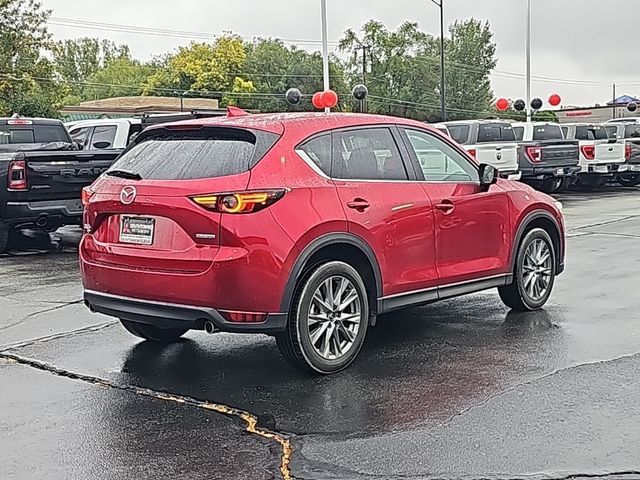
106, 169, 142, 180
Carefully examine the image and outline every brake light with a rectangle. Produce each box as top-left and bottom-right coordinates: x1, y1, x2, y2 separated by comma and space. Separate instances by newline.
625, 143, 631, 160
580, 145, 595, 160
466, 148, 477, 159
525, 146, 542, 163
81, 186, 95, 207
7, 160, 27, 190
7, 119, 32, 125
192, 190, 286, 214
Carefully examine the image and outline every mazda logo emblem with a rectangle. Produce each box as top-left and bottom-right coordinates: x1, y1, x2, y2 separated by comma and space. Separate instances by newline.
120, 186, 137, 205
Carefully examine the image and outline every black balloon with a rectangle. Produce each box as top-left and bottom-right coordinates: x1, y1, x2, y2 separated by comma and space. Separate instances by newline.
531, 98, 543, 110
285, 88, 302, 105
628, 102, 637, 112
513, 99, 526, 111
352, 84, 368, 101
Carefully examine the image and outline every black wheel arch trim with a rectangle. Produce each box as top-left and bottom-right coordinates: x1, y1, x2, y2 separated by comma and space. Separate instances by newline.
280, 232, 383, 314
511, 210, 563, 274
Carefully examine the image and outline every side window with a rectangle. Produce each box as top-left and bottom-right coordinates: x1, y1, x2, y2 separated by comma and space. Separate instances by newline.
332, 128, 408, 180
69, 127, 91, 148
402, 128, 479, 183
297, 134, 331, 176
447, 124, 470, 144
91, 125, 117, 149
514, 126, 524, 141
561, 126, 569, 138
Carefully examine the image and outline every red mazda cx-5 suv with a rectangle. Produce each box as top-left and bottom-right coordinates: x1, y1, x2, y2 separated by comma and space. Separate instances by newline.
81, 112, 565, 374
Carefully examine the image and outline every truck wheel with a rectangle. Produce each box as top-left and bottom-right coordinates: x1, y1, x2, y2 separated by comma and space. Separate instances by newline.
0, 224, 9, 254
276, 261, 369, 374
499, 228, 556, 311
554, 177, 572, 193
618, 174, 640, 187
539, 178, 562, 193
576, 175, 605, 191
120, 319, 188, 343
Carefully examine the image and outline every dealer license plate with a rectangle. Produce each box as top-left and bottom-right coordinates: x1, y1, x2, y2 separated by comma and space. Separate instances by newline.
119, 216, 155, 245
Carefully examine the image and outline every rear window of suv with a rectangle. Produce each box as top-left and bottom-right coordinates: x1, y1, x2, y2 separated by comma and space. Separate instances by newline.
477, 123, 516, 142
109, 127, 279, 180
532, 124, 563, 140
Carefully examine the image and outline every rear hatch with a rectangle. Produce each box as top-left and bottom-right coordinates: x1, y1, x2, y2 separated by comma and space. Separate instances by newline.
83, 124, 281, 272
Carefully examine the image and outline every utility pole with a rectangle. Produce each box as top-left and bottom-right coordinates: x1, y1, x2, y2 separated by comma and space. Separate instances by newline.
612, 83, 616, 119
360, 44, 370, 113
429, 0, 446, 121
525, 0, 532, 122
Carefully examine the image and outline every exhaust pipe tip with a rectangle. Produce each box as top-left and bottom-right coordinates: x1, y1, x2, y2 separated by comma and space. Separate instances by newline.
204, 321, 218, 334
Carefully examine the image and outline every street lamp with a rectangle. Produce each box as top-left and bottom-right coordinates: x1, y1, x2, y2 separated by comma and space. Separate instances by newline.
429, 0, 446, 121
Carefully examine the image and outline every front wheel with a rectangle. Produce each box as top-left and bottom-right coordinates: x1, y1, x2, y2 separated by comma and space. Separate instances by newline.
276, 261, 369, 374
120, 319, 188, 343
499, 228, 556, 311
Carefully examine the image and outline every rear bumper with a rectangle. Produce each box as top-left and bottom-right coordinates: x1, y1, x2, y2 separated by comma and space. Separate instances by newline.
3, 198, 83, 228
521, 165, 581, 180
583, 163, 626, 175
84, 290, 288, 334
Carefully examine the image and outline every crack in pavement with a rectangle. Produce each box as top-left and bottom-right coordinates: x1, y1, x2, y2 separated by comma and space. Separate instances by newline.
567, 215, 636, 234
0, 300, 84, 332
438, 351, 640, 429
0, 320, 118, 352
0, 351, 294, 480
578, 232, 640, 240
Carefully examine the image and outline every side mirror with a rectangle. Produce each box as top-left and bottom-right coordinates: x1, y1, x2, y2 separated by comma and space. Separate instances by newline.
479, 163, 498, 188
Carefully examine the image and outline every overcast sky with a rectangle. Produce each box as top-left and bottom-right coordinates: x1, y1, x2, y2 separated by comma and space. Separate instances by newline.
42, 0, 640, 108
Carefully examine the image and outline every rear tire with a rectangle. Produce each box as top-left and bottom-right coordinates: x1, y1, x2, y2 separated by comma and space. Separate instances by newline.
539, 177, 562, 194
576, 175, 606, 191
276, 261, 369, 374
120, 319, 188, 343
0, 224, 8, 254
618, 174, 640, 187
499, 228, 556, 311
554, 177, 572, 193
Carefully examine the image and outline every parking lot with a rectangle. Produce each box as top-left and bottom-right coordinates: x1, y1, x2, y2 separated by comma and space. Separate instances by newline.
2, 186, 640, 480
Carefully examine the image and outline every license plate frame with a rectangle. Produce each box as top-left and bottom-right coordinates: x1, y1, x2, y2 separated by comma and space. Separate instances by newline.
119, 216, 155, 245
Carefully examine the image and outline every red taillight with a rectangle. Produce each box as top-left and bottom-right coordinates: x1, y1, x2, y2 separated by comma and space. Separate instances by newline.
625, 143, 631, 160
7, 160, 27, 190
525, 146, 542, 163
580, 145, 595, 160
466, 148, 477, 159
192, 190, 286, 214
219, 310, 267, 323
81, 186, 94, 207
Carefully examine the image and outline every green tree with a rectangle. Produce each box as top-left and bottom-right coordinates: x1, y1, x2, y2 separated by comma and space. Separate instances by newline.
82, 56, 158, 100
444, 19, 497, 120
240, 39, 346, 112
144, 36, 248, 99
0, 0, 61, 117
52, 37, 131, 99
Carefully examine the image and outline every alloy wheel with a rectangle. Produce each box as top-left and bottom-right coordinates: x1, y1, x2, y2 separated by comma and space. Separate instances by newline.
306, 275, 362, 360
522, 238, 553, 301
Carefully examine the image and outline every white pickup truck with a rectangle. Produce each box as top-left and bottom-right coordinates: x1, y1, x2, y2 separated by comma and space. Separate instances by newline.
434, 120, 520, 179
560, 123, 626, 190
65, 118, 143, 151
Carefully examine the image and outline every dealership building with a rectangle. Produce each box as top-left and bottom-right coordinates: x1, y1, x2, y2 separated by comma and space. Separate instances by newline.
556, 95, 640, 123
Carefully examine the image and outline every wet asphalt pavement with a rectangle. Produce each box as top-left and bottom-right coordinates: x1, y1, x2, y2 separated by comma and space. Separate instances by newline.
2, 187, 640, 480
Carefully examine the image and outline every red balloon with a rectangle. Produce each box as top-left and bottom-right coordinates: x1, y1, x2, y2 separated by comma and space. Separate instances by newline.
312, 92, 324, 109
321, 90, 339, 109
548, 93, 561, 106
496, 98, 509, 111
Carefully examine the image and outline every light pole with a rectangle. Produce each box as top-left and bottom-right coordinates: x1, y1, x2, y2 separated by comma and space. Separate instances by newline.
429, 0, 446, 121
525, 0, 532, 122
320, 0, 330, 113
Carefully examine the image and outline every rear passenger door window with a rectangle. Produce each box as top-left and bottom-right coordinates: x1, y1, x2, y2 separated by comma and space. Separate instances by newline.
90, 125, 117, 149
332, 128, 408, 180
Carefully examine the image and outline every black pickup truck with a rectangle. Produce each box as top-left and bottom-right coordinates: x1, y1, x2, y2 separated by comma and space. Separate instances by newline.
604, 122, 640, 186
0, 117, 120, 252
512, 122, 580, 193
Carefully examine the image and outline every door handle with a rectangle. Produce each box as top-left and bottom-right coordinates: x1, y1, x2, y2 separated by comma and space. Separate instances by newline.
434, 200, 455, 214
347, 198, 370, 211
